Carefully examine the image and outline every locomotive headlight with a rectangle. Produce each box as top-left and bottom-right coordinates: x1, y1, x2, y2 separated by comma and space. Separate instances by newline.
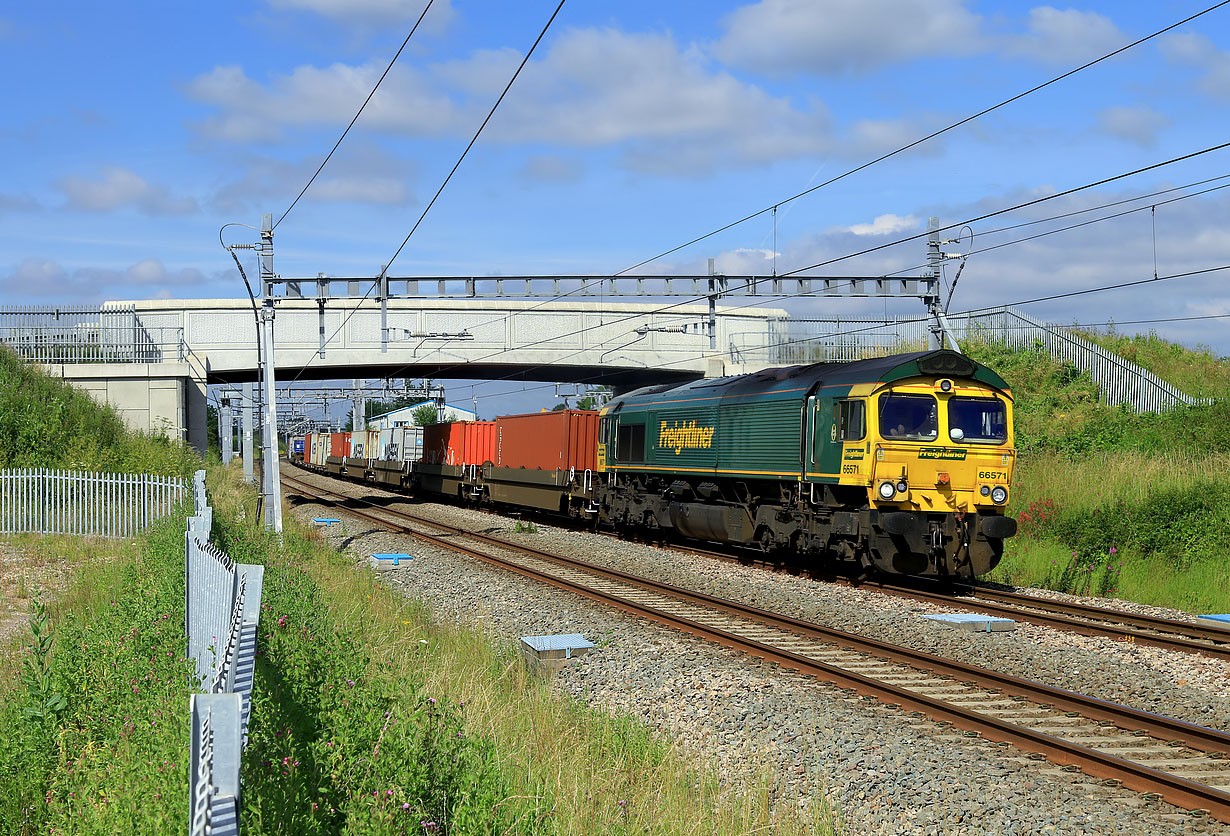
896, 480, 908, 493
990, 486, 1008, 505
878, 481, 897, 500
980, 485, 991, 496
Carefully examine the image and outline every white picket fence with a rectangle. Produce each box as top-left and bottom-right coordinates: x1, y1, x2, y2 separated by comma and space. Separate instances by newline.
0, 468, 187, 536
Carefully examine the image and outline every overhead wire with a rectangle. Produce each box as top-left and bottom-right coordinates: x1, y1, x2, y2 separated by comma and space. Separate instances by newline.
273, 0, 436, 230
332, 2, 1230, 357
779, 139, 1230, 277
615, 0, 1230, 276
440, 264, 1230, 404
368, 137, 1230, 396
284, 0, 568, 388
381, 0, 567, 277
285, 3, 1230, 406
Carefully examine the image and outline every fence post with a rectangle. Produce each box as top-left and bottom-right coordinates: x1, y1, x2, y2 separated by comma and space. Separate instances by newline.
188, 693, 241, 836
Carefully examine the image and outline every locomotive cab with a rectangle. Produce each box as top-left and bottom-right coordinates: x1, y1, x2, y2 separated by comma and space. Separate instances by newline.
809, 351, 1017, 578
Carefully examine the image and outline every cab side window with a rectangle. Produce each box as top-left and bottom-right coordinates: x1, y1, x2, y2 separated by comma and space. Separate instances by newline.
838, 400, 866, 441
614, 422, 645, 463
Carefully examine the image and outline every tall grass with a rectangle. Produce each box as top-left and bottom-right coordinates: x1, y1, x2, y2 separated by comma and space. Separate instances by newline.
205, 467, 836, 835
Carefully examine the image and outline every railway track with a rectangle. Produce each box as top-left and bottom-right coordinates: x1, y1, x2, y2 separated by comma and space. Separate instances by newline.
283, 470, 1230, 822
858, 579, 1230, 662
290, 461, 1230, 661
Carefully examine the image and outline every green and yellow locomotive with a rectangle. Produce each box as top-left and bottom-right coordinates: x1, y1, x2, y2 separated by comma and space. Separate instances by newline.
596, 349, 1017, 579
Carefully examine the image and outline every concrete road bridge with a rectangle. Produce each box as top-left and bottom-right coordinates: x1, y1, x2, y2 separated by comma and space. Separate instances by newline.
11, 297, 798, 454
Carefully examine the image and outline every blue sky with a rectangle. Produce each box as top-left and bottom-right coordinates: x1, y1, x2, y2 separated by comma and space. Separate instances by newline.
3, 1, 1230, 417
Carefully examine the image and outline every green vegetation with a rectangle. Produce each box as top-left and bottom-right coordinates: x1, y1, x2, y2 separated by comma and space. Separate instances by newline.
0, 344, 196, 475
0, 350, 831, 834
0, 525, 192, 835
1077, 328, 1230, 399
960, 337, 1230, 612
207, 471, 833, 835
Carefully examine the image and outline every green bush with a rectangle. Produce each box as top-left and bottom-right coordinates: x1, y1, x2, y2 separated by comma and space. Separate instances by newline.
1028, 482, 1230, 569
0, 345, 197, 475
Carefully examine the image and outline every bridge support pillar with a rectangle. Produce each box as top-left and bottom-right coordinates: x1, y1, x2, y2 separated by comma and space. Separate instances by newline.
44, 362, 209, 456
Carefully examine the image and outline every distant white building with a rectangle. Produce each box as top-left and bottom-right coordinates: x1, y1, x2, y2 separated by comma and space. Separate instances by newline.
367, 400, 477, 430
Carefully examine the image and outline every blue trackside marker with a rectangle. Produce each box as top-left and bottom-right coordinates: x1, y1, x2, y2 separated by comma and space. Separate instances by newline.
370, 553, 413, 566
1198, 614, 1230, 625
313, 518, 341, 526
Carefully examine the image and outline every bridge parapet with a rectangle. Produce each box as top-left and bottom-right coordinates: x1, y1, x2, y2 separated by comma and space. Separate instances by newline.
117, 298, 788, 386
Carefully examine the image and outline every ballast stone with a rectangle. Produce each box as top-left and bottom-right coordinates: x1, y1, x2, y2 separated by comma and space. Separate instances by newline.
922, 612, 1017, 632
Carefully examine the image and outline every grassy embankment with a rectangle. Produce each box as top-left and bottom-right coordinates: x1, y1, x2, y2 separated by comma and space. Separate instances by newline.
0, 346, 834, 835
960, 335, 1230, 613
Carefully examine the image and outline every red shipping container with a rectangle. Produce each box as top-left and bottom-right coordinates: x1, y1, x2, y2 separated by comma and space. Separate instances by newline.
423, 421, 496, 466
330, 432, 350, 459
495, 410, 599, 472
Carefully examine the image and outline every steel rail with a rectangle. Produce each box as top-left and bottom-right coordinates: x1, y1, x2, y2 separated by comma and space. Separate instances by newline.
284, 471, 1230, 821
959, 583, 1230, 643
848, 579, 1230, 661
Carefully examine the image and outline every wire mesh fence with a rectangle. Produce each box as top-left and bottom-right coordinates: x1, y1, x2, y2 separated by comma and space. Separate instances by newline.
0, 468, 187, 536
185, 470, 262, 835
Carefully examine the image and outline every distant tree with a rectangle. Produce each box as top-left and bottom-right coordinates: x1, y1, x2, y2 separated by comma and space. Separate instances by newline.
412, 403, 456, 426
550, 403, 568, 411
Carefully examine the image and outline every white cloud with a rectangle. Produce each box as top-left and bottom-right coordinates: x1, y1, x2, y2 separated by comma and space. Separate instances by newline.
470, 28, 838, 171
843, 214, 920, 236
0, 192, 38, 213
1160, 33, 1230, 99
268, 0, 454, 30
211, 145, 414, 213
1096, 105, 1168, 148
186, 28, 842, 172
713, 248, 781, 274
712, 0, 983, 76
56, 167, 198, 215
1005, 6, 1124, 66
2, 257, 209, 301
184, 62, 458, 143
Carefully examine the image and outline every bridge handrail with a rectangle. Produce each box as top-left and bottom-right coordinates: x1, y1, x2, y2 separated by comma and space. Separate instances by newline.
731, 306, 1209, 413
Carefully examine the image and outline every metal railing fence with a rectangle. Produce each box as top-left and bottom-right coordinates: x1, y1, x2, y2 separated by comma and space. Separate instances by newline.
0, 304, 183, 364
0, 468, 187, 536
185, 470, 262, 836
734, 306, 1208, 413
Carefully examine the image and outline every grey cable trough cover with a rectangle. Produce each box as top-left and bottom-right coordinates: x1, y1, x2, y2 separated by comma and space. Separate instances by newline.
520, 633, 595, 659
922, 612, 1017, 633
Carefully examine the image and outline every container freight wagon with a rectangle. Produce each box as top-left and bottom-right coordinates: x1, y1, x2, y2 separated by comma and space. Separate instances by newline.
485, 410, 600, 514
416, 421, 495, 498
309, 433, 332, 468
326, 432, 350, 475
372, 426, 424, 487
343, 429, 381, 480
